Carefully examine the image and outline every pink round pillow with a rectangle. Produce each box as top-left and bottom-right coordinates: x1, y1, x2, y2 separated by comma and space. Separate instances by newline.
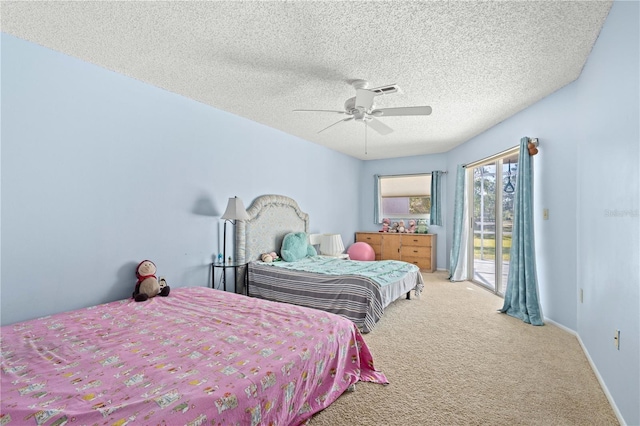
347, 242, 376, 261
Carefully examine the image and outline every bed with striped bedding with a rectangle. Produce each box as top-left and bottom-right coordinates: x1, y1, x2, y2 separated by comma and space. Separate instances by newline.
235, 195, 424, 333
248, 256, 424, 332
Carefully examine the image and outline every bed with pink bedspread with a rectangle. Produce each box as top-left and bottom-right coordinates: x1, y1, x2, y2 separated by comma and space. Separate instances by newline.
0, 287, 386, 425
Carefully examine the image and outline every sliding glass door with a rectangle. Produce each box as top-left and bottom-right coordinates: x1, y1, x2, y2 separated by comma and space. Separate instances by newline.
472, 164, 497, 290
468, 150, 518, 296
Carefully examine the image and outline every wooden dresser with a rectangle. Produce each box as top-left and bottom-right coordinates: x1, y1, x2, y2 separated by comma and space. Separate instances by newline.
355, 232, 437, 272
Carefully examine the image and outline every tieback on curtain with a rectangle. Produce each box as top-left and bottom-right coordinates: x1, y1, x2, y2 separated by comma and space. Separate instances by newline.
527, 138, 540, 156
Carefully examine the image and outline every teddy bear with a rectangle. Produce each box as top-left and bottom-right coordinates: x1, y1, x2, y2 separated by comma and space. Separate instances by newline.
381, 218, 390, 232
397, 220, 406, 233
416, 219, 429, 234
261, 252, 279, 263
390, 222, 399, 233
281, 232, 317, 262
133, 260, 170, 302
407, 220, 416, 233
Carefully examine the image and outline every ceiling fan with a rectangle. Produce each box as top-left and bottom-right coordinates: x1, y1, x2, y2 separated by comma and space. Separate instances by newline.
294, 79, 432, 135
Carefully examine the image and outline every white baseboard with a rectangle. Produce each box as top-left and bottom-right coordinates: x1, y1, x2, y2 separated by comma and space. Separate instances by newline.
543, 317, 576, 335
544, 317, 626, 425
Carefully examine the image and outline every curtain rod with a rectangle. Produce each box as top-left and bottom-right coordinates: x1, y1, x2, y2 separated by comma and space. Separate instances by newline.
463, 137, 538, 168
378, 171, 447, 178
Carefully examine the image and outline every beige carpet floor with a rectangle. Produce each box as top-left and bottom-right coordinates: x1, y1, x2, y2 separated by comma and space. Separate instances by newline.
309, 271, 619, 425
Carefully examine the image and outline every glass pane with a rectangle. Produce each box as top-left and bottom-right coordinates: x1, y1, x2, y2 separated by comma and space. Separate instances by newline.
409, 196, 431, 214
473, 164, 497, 291
382, 197, 409, 215
499, 156, 518, 295
382, 196, 431, 218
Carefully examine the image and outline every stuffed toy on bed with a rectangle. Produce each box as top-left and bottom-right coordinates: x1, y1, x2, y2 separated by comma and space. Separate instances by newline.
281, 232, 317, 262
261, 252, 280, 263
133, 260, 170, 302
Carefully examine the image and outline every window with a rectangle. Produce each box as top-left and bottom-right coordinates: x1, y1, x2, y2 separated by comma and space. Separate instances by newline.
377, 174, 431, 221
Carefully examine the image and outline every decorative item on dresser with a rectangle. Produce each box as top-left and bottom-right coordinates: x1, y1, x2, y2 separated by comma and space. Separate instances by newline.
355, 232, 437, 272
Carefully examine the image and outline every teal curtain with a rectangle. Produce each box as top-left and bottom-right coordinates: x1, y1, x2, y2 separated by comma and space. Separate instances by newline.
430, 171, 443, 226
449, 165, 467, 280
500, 137, 544, 325
373, 174, 381, 224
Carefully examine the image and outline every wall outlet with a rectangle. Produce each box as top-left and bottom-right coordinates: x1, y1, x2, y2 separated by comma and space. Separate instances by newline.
614, 329, 620, 350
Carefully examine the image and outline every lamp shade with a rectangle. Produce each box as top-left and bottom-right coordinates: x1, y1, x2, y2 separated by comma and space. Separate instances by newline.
221, 196, 250, 221
320, 234, 345, 256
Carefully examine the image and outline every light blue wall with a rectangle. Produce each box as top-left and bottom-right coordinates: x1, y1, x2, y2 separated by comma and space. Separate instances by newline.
445, 85, 581, 329
1, 33, 361, 325
375, 2, 637, 423
574, 2, 639, 424
358, 154, 448, 269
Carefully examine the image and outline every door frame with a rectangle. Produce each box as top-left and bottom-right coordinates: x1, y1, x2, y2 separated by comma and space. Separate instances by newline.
465, 147, 519, 296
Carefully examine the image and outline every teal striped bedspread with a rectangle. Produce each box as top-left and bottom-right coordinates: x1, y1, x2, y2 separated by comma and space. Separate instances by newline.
268, 256, 420, 287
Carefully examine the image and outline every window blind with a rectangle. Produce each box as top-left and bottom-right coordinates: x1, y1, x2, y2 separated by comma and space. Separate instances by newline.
380, 174, 431, 197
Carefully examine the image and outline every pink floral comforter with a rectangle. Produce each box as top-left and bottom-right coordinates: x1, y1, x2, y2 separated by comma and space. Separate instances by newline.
1, 287, 387, 425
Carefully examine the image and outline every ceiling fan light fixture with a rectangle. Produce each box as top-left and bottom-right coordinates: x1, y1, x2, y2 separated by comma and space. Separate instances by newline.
295, 79, 431, 136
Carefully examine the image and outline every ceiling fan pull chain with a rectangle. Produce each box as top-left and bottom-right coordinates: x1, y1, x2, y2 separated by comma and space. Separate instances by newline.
365, 121, 368, 155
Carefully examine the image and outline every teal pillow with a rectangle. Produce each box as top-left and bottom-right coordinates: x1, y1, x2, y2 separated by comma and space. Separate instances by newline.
281, 232, 317, 262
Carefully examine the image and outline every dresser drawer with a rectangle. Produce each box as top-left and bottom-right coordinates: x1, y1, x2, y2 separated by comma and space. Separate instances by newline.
356, 233, 382, 245
401, 235, 432, 247
402, 256, 431, 270
400, 246, 431, 258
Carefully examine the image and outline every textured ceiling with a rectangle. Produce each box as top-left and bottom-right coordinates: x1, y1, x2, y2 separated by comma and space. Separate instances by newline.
1, 1, 612, 160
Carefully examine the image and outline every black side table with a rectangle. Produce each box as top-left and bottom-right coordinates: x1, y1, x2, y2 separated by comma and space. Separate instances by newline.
211, 262, 248, 294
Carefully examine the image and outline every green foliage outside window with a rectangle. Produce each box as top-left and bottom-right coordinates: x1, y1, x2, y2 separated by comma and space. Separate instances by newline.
409, 196, 431, 214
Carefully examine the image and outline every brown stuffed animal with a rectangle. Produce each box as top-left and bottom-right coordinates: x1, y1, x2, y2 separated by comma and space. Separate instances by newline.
133, 260, 170, 302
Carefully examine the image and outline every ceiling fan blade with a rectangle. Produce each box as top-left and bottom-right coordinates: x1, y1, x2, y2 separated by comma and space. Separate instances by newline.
293, 109, 347, 114
355, 89, 375, 110
371, 106, 432, 117
318, 117, 354, 133
367, 117, 393, 135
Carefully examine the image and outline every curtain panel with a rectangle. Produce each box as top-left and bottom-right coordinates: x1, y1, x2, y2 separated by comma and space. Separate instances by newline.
499, 137, 544, 325
430, 171, 443, 226
449, 165, 468, 281
373, 174, 381, 224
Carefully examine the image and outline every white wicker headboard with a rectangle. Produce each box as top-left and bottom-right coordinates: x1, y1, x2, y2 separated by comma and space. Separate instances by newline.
235, 194, 309, 264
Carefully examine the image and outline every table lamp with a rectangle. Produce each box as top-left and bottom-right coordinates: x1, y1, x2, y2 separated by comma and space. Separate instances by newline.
320, 234, 345, 257
221, 196, 250, 264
